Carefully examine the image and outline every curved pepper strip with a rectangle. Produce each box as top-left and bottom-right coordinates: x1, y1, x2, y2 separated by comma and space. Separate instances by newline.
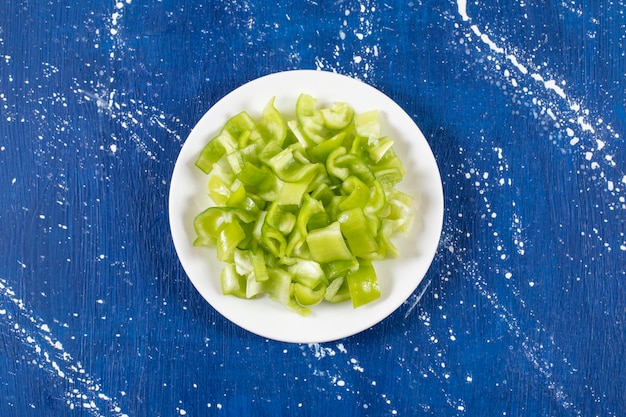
295, 93, 327, 145
226, 151, 268, 187
250, 249, 269, 282
338, 176, 370, 212
258, 97, 287, 145
376, 220, 399, 259
288, 260, 327, 289
276, 180, 310, 207
239, 164, 276, 194
265, 201, 297, 236
324, 276, 351, 303
326, 146, 349, 181
308, 131, 348, 163
221, 264, 247, 298
337, 207, 379, 259
306, 221, 353, 263
259, 203, 301, 260
354, 109, 380, 139
262, 267, 292, 306
207, 174, 234, 206
334, 153, 376, 186
258, 141, 284, 165
373, 167, 404, 190
193, 207, 256, 247
348, 135, 367, 159
320, 101, 354, 131
364, 179, 387, 215
387, 190, 415, 231
257, 267, 312, 315
236, 129, 252, 149
195, 130, 237, 174
321, 258, 359, 280
289, 258, 328, 308
293, 283, 326, 307
306, 211, 330, 232
287, 120, 310, 149
367, 136, 394, 163
346, 259, 380, 308
225, 183, 264, 217
223, 111, 257, 137
216, 220, 247, 262
310, 182, 335, 208
261, 222, 287, 259
268, 143, 322, 183
223, 180, 246, 207
372, 148, 406, 187
195, 111, 257, 174
285, 194, 325, 257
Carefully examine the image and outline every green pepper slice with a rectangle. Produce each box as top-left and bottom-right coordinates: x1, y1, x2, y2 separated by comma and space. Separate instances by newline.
346, 260, 380, 308
193, 95, 413, 314
258, 97, 287, 145
338, 176, 370, 212
193, 207, 256, 247
195, 111, 257, 174
295, 93, 327, 145
320, 101, 354, 131
306, 221, 353, 263
337, 207, 379, 258
221, 264, 247, 298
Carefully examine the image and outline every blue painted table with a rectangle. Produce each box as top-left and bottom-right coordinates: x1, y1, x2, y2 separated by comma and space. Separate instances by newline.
1, 1, 624, 415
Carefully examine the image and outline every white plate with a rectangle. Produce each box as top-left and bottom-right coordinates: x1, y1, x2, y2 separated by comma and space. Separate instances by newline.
169, 70, 444, 343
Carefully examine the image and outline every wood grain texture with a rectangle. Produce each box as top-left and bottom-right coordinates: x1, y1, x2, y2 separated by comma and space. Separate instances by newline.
0, 0, 624, 415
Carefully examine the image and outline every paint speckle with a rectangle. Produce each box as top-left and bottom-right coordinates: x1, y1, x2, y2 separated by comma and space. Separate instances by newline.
0, 278, 127, 415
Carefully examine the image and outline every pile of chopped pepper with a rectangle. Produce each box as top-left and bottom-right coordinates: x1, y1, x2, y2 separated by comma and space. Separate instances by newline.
193, 93, 414, 315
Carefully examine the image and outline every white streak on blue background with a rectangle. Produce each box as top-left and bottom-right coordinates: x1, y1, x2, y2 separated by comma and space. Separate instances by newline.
0, 278, 128, 416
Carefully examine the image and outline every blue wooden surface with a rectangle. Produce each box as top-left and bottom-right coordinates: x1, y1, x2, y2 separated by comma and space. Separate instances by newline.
1, 1, 625, 415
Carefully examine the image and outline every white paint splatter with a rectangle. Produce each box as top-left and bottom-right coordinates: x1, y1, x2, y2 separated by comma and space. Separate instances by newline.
308, 343, 337, 359
404, 278, 433, 319
70, 0, 183, 162
455, 0, 625, 213
457, 0, 470, 21
315, 0, 380, 80
0, 278, 128, 416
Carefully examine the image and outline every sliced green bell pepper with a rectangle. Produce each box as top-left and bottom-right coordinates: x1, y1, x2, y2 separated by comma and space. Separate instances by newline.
366, 136, 394, 163
346, 260, 380, 308
268, 143, 322, 183
324, 276, 351, 303
337, 207, 379, 258
338, 176, 370, 212
221, 263, 247, 298
320, 101, 354, 131
195, 130, 237, 174
193, 95, 413, 314
295, 93, 327, 145
354, 109, 380, 139
285, 194, 325, 257
195, 111, 257, 174
258, 97, 287, 145
306, 221, 353, 263
193, 207, 256, 247
308, 131, 348, 162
